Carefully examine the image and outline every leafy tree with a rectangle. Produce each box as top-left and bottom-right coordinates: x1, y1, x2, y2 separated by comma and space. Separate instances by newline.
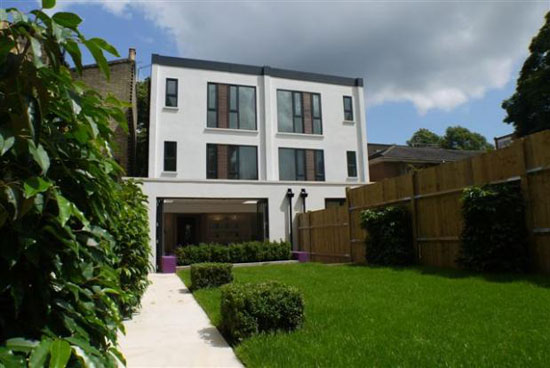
406, 128, 442, 147
441, 126, 494, 151
135, 78, 149, 177
502, 12, 550, 137
0, 1, 150, 366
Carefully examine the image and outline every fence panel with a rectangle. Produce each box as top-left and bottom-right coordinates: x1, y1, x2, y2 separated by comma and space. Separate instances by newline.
296, 129, 550, 273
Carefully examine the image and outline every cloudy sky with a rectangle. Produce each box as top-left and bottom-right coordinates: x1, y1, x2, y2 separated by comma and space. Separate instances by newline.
10, 0, 550, 143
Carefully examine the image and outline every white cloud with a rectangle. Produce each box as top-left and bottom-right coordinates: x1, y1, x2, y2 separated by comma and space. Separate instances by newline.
53, 0, 549, 113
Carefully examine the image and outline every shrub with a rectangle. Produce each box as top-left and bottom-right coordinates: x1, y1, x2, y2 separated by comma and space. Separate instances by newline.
191, 263, 233, 290
458, 183, 529, 272
220, 281, 304, 342
360, 206, 414, 266
175, 240, 291, 265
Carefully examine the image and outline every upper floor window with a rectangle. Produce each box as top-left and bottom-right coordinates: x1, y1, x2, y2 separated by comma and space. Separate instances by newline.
279, 148, 325, 181
343, 96, 353, 121
165, 78, 178, 107
277, 90, 322, 134
164, 141, 177, 172
206, 144, 258, 180
347, 151, 357, 177
207, 83, 256, 130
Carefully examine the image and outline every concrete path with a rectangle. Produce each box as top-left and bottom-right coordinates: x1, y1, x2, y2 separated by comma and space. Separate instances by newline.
118, 273, 243, 368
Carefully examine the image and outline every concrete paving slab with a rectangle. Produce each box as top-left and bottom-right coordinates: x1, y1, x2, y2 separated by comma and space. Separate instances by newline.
118, 273, 242, 368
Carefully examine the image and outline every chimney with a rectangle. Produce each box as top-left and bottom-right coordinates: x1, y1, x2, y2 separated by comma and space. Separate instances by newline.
128, 48, 136, 61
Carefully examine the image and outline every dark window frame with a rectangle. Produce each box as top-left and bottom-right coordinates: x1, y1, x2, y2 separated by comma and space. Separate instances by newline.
206, 83, 257, 130
314, 150, 325, 181
277, 89, 322, 135
207, 83, 218, 127
165, 78, 178, 107
343, 95, 353, 121
206, 143, 258, 180
163, 141, 177, 172
206, 144, 217, 178
347, 151, 357, 177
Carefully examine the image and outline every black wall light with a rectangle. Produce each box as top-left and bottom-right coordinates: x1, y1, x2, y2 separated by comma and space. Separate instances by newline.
286, 188, 295, 248
300, 188, 308, 212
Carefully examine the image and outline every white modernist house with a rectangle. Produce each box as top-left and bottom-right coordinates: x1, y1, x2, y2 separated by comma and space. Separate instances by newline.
143, 54, 369, 269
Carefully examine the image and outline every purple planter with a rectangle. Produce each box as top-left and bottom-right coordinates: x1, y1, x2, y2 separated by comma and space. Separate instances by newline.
161, 255, 177, 273
292, 251, 310, 263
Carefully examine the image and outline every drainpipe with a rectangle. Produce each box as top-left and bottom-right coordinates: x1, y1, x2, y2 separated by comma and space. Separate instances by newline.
300, 188, 308, 212
286, 188, 295, 248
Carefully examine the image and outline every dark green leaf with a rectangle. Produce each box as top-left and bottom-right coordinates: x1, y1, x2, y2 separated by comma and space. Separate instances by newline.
24, 177, 52, 198
52, 12, 82, 29
42, 0, 56, 9
29, 141, 50, 174
29, 339, 52, 368
55, 193, 71, 227
49, 340, 71, 368
6, 337, 38, 353
89, 37, 119, 57
0, 130, 15, 156
84, 39, 110, 79
64, 40, 82, 73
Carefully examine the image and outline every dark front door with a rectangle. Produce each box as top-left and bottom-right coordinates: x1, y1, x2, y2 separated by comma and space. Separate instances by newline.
177, 215, 198, 246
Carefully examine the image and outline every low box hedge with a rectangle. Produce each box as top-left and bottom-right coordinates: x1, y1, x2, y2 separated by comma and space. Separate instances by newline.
175, 240, 291, 265
220, 281, 304, 343
190, 263, 233, 290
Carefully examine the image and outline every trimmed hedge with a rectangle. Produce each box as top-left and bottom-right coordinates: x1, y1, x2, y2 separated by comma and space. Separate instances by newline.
175, 240, 291, 265
458, 183, 529, 272
190, 263, 233, 290
360, 206, 414, 266
220, 281, 304, 343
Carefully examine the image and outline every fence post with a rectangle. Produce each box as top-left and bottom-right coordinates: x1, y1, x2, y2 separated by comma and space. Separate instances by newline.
410, 172, 420, 261
518, 137, 535, 268
346, 187, 354, 262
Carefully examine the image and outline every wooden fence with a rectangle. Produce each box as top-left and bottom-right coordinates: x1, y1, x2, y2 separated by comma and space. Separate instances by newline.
297, 129, 550, 273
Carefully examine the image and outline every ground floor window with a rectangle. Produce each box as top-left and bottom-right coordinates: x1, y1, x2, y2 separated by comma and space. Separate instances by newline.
206, 144, 258, 180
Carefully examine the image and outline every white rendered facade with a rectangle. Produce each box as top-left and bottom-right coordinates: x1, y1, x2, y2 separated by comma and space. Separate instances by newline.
142, 55, 369, 267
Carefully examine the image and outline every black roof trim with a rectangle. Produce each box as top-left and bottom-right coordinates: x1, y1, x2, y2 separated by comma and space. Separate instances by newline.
152, 54, 363, 87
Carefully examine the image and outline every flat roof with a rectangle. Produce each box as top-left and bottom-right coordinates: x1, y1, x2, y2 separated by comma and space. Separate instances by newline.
152, 54, 363, 87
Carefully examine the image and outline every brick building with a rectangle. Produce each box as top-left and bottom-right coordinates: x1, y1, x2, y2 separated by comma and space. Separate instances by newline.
74, 48, 137, 175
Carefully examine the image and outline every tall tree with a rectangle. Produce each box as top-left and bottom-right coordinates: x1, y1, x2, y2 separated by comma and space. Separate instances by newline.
441, 126, 493, 151
406, 128, 442, 147
502, 12, 550, 137
135, 78, 149, 177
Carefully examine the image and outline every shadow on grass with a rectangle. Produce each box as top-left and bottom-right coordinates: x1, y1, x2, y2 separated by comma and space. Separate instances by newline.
347, 263, 550, 289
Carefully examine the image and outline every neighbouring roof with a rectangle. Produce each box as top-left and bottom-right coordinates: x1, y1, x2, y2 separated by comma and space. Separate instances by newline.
152, 54, 364, 87
368, 143, 483, 164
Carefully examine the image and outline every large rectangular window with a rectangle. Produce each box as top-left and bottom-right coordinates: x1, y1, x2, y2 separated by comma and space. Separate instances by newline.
207, 83, 256, 130
164, 141, 177, 172
279, 148, 324, 181
165, 78, 178, 107
343, 96, 353, 121
347, 151, 357, 177
206, 144, 258, 180
277, 90, 322, 134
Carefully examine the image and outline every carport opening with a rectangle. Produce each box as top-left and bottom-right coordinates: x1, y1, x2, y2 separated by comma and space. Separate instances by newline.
156, 198, 268, 269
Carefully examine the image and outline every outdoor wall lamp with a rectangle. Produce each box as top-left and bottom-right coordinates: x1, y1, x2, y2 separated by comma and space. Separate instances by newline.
286, 188, 295, 248
300, 188, 308, 212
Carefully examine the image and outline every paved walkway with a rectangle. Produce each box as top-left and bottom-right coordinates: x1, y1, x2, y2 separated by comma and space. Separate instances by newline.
118, 273, 242, 368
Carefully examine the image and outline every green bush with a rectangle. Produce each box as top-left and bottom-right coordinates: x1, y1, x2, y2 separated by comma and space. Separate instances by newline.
175, 240, 291, 265
458, 183, 529, 272
0, 2, 150, 365
220, 281, 304, 343
190, 263, 233, 290
360, 206, 414, 266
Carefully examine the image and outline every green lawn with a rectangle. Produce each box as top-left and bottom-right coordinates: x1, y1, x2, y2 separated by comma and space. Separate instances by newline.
178, 263, 550, 367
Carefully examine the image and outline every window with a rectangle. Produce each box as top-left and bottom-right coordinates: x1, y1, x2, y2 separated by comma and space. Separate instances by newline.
206, 144, 258, 180
207, 83, 256, 130
207, 83, 217, 127
277, 90, 322, 134
343, 96, 353, 121
278, 148, 324, 181
165, 78, 178, 107
164, 141, 177, 172
347, 151, 357, 177
312, 94, 322, 134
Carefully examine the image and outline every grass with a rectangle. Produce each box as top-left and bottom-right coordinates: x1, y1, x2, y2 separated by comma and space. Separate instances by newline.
178, 263, 550, 367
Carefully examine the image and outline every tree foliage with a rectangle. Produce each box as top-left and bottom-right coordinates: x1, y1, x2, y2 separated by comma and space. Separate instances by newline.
406, 126, 493, 151
0, 1, 150, 366
406, 128, 442, 147
135, 78, 149, 177
502, 12, 550, 137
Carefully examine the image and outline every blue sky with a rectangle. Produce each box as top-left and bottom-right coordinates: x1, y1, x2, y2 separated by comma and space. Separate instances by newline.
7, 1, 549, 145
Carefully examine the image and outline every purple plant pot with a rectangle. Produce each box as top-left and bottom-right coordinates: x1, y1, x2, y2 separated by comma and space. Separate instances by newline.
161, 255, 177, 273
292, 251, 309, 263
